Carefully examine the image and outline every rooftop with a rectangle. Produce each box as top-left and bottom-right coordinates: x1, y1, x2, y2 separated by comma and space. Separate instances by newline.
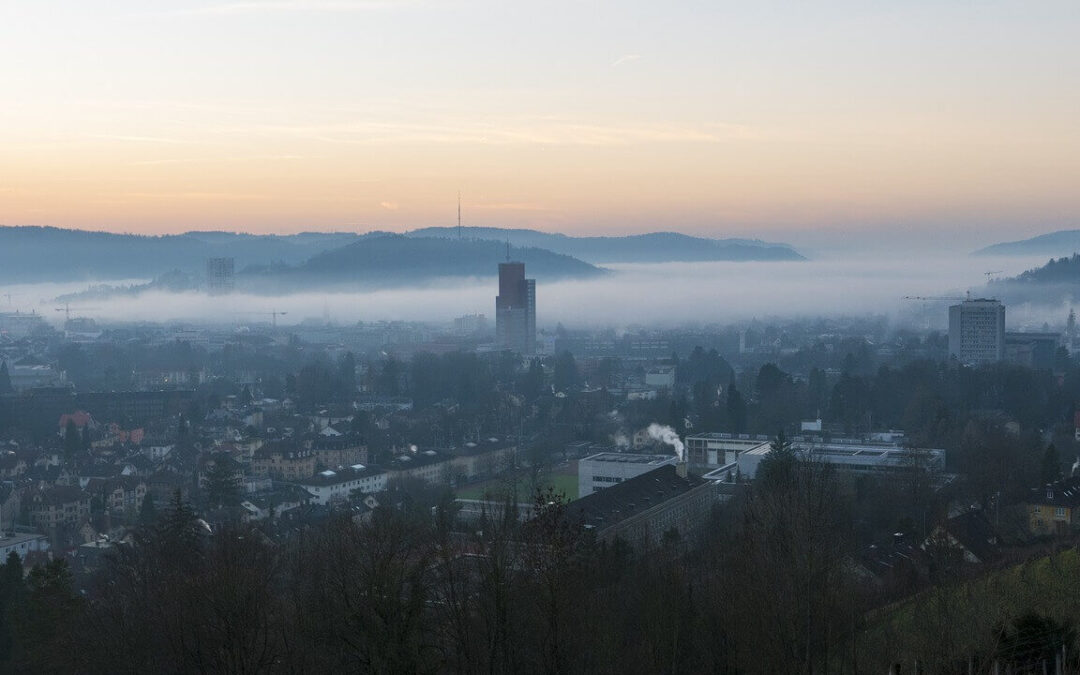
581, 452, 677, 465
564, 464, 708, 531
298, 465, 385, 486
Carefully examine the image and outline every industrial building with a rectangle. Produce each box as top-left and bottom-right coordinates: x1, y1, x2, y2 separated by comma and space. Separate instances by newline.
948, 298, 1005, 365
495, 261, 535, 354
564, 463, 720, 550
684, 433, 771, 469
1004, 331, 1061, 370
730, 438, 946, 481
578, 452, 678, 498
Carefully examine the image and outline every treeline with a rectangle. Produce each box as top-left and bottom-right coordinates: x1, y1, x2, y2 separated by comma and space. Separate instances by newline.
3, 454, 1074, 673
0, 463, 856, 674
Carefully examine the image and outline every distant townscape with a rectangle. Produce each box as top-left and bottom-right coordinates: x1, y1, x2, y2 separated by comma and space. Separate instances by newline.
3, 238, 1080, 671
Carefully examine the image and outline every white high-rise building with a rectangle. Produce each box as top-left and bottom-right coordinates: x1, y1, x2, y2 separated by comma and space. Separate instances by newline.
949, 298, 1005, 365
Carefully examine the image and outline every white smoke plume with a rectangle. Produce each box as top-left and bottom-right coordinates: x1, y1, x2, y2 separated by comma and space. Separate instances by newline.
646, 423, 684, 462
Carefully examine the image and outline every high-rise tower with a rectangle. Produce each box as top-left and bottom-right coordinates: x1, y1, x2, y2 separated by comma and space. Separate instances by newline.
496, 259, 536, 354
948, 298, 1005, 365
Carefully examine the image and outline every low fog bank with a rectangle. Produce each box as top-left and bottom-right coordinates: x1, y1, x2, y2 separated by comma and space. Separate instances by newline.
0, 255, 1059, 329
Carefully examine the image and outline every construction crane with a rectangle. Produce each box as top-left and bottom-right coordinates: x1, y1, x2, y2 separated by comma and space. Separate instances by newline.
900, 295, 966, 330
54, 303, 100, 322
239, 310, 288, 328
901, 295, 966, 302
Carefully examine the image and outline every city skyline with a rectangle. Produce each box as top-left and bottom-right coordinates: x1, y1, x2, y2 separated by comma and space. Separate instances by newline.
2, 1, 1079, 252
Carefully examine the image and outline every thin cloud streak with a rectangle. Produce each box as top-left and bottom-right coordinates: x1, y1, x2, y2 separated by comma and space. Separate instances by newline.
611, 54, 641, 67
241, 118, 746, 146
130, 155, 308, 166
172, 0, 422, 16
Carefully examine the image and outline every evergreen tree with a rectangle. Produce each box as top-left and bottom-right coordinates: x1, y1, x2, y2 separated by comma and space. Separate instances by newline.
726, 383, 748, 434
204, 456, 241, 508
757, 430, 798, 494
0, 362, 12, 395
0, 552, 24, 663
552, 351, 580, 392
138, 494, 158, 527
1041, 443, 1062, 484
338, 351, 357, 397
62, 420, 80, 459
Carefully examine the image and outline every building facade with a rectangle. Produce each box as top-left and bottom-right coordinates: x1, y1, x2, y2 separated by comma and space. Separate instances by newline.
299, 465, 387, 505
578, 452, 678, 498
206, 257, 235, 295
948, 299, 1006, 365
1027, 477, 1080, 536
495, 262, 536, 354
565, 464, 719, 550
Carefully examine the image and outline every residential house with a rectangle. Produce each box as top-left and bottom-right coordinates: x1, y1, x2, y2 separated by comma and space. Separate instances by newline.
1026, 477, 1080, 536
925, 510, 1003, 564
310, 434, 368, 470
251, 442, 317, 481
25, 485, 91, 530
84, 476, 147, 518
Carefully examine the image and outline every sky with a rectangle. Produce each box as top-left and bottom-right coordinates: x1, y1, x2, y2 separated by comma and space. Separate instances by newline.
2, 0, 1079, 251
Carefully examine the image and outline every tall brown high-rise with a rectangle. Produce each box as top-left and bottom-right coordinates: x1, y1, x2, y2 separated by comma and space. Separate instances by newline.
496, 261, 535, 354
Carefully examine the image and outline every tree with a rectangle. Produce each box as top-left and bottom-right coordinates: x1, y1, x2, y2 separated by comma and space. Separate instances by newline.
204, 456, 241, 508
731, 458, 852, 673
338, 351, 357, 397
552, 352, 580, 393
10, 560, 82, 671
138, 494, 158, 527
726, 383, 748, 434
0, 362, 12, 395
0, 552, 24, 663
62, 420, 80, 459
756, 431, 798, 494
1041, 443, 1062, 484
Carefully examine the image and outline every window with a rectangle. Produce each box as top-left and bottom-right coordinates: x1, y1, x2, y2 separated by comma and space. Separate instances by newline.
1056, 507, 1067, 518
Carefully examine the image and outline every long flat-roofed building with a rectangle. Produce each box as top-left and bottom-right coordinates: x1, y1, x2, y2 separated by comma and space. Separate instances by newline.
298, 465, 387, 505
736, 438, 946, 480
684, 433, 771, 469
565, 463, 719, 550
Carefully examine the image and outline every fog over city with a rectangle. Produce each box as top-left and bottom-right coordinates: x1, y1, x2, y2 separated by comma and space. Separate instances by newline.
2, 252, 1057, 329
5, 0, 1080, 671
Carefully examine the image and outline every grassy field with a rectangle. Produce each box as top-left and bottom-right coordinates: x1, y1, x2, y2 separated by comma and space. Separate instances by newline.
456, 461, 578, 501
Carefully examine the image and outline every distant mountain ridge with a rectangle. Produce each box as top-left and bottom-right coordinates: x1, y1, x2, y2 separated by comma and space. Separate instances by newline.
0, 225, 604, 293
0, 226, 366, 283
974, 230, 1080, 257
406, 227, 806, 263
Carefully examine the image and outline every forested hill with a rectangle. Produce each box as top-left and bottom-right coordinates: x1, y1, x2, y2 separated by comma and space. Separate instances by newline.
247, 234, 604, 288
0, 226, 602, 287
974, 230, 1080, 257
983, 254, 1080, 306
1000, 254, 1080, 285
0, 226, 363, 283
407, 226, 806, 263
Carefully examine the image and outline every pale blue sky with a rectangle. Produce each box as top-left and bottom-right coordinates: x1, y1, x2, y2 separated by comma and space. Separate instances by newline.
1, 0, 1078, 250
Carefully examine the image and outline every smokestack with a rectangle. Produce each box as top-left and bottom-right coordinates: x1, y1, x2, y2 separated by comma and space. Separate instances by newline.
676, 461, 687, 479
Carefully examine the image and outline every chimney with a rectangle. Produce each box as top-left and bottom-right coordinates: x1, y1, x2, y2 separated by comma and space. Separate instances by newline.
676, 461, 687, 479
